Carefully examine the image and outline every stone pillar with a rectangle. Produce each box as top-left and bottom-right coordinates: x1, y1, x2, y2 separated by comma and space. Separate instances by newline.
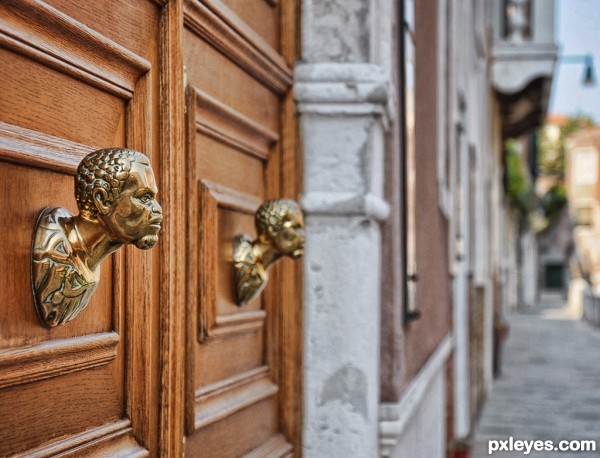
296, 1, 393, 456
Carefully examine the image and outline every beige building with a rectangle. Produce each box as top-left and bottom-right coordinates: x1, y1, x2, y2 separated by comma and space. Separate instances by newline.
567, 128, 600, 287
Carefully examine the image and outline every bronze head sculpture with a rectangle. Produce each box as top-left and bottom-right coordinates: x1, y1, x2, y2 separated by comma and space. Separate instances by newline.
32, 148, 162, 327
233, 199, 305, 305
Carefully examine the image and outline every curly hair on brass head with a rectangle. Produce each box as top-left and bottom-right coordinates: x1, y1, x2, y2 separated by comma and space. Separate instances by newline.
75, 148, 148, 219
255, 199, 301, 240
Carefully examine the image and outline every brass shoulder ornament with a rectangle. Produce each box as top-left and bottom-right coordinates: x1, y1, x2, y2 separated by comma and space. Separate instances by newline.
31, 148, 162, 327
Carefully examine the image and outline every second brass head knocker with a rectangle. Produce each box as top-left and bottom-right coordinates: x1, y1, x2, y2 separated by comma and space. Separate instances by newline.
233, 199, 305, 305
31, 148, 162, 327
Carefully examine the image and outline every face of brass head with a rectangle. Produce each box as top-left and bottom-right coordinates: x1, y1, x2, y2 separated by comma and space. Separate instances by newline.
31, 148, 162, 327
262, 204, 305, 259
233, 199, 305, 305
91, 158, 162, 250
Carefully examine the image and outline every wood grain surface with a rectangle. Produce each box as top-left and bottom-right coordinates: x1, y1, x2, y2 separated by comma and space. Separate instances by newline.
0, 0, 300, 456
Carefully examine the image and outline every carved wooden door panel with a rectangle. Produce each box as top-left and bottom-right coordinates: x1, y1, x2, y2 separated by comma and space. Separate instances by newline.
0, 1, 177, 455
0, 1, 299, 456
183, 1, 301, 456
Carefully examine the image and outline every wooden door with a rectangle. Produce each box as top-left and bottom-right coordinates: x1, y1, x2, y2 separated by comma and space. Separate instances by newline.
0, 1, 299, 456
0, 1, 186, 456
183, 1, 302, 456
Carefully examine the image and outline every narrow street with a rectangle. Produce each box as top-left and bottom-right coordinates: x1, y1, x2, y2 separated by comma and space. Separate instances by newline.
472, 293, 600, 457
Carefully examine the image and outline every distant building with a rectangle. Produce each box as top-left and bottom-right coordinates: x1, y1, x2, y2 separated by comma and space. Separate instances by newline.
534, 116, 572, 295
566, 127, 600, 286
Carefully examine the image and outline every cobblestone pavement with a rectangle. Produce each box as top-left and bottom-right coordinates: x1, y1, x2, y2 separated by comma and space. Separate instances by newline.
471, 292, 600, 457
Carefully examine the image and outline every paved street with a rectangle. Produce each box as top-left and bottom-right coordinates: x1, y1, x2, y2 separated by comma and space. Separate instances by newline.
472, 293, 600, 457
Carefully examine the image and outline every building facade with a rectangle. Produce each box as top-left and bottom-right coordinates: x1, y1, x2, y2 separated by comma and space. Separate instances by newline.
299, 0, 557, 456
0, 0, 556, 456
566, 127, 600, 325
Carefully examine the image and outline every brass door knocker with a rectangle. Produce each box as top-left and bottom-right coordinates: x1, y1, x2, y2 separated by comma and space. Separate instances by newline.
233, 199, 305, 305
31, 148, 162, 327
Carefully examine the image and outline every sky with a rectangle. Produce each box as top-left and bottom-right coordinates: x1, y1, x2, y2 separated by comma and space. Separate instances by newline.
549, 0, 600, 122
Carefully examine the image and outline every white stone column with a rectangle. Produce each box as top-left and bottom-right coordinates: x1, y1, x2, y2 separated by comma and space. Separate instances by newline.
298, 2, 393, 455
296, 62, 391, 458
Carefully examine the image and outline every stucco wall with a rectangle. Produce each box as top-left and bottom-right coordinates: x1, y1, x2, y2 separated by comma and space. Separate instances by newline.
297, 1, 393, 456
387, 364, 447, 458
380, 336, 451, 458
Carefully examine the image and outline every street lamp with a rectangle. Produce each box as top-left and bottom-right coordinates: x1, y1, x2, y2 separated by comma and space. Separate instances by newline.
559, 54, 596, 87
583, 57, 595, 86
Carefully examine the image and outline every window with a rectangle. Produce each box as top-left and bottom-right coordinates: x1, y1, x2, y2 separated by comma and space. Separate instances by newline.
572, 148, 598, 186
401, 0, 420, 322
575, 206, 593, 227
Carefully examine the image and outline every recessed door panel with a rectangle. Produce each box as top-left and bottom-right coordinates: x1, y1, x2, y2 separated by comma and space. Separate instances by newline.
0, 1, 159, 455
184, 0, 299, 456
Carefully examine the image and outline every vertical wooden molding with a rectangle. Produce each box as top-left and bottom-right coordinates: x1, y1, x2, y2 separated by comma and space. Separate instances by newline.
197, 181, 219, 342
126, 72, 157, 452
113, 246, 125, 335
279, 1, 303, 455
264, 95, 282, 454
185, 86, 199, 436
158, 0, 187, 456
